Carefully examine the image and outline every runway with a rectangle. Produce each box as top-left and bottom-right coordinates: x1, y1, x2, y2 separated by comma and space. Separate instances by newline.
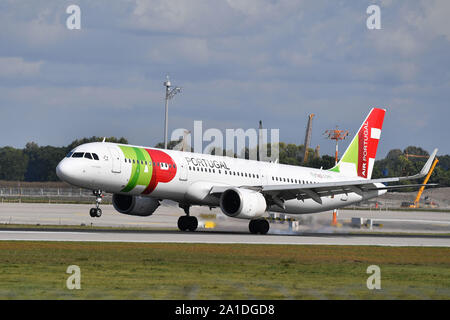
0, 202, 449, 247
0, 229, 449, 247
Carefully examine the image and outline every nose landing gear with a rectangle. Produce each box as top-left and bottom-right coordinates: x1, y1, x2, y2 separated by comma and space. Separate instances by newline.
90, 190, 103, 218
177, 204, 198, 232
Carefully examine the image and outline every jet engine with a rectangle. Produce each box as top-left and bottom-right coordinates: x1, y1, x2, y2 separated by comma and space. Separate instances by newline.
112, 194, 160, 216
219, 187, 267, 219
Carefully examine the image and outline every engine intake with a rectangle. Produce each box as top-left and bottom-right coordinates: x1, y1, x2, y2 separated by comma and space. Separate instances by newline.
220, 187, 267, 219
112, 194, 160, 216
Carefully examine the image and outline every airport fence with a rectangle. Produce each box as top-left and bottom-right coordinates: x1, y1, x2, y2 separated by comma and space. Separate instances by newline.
0, 187, 112, 204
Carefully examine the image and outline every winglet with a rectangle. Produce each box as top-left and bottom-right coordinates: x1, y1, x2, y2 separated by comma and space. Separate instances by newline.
399, 148, 438, 181
420, 148, 438, 176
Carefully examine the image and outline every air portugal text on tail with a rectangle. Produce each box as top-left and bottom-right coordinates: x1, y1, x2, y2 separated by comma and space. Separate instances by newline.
330, 108, 385, 179
56, 106, 438, 235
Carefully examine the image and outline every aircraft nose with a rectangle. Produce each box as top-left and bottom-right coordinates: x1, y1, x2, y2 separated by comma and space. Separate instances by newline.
56, 159, 72, 182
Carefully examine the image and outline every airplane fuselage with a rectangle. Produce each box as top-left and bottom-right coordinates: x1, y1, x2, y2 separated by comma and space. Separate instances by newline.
56, 142, 385, 216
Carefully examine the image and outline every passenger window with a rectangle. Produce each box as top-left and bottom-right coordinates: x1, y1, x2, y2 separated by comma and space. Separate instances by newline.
72, 152, 84, 158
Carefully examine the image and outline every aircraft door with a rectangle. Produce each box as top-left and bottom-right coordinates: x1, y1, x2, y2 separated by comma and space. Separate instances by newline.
109, 147, 121, 173
178, 158, 188, 181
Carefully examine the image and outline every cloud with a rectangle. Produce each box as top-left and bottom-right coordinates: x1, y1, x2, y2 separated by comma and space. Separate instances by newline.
0, 0, 448, 157
412, 0, 450, 42
148, 37, 210, 64
0, 85, 161, 111
0, 57, 43, 77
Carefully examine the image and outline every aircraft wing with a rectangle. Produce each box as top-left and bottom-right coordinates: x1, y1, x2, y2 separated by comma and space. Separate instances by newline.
210, 149, 438, 207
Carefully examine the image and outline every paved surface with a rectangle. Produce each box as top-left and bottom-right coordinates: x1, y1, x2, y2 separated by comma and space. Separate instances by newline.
1, 202, 449, 232
0, 229, 449, 247
0, 202, 449, 247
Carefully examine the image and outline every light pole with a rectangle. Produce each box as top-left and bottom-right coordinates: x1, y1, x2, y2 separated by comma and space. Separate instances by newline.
163, 76, 181, 149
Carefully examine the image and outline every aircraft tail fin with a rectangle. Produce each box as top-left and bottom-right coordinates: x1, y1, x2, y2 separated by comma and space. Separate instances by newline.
329, 108, 386, 179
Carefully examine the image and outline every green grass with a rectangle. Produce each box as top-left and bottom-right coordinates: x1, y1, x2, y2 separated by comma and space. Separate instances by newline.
0, 242, 449, 299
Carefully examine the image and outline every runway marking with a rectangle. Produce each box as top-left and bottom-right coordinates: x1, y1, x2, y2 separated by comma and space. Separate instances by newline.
368, 218, 450, 225
0, 230, 449, 247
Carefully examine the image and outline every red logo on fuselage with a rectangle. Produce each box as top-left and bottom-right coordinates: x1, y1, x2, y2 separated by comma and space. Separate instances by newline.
142, 149, 177, 194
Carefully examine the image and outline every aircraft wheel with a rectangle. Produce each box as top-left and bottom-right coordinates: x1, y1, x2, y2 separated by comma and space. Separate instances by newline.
89, 208, 97, 218
96, 208, 102, 218
258, 219, 270, 235
178, 216, 189, 231
249, 220, 258, 234
187, 216, 198, 232
249, 219, 269, 235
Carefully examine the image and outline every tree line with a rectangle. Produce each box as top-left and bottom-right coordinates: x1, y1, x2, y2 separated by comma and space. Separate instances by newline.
0, 137, 128, 182
0, 137, 448, 186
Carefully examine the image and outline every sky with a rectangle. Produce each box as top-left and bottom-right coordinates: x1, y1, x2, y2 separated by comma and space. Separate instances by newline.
0, 0, 449, 158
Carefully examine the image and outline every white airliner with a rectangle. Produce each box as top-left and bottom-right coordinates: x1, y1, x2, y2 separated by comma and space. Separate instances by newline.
56, 108, 437, 234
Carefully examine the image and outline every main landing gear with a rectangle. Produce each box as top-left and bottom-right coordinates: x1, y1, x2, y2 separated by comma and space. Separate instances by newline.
89, 190, 103, 218
249, 219, 270, 235
177, 204, 198, 232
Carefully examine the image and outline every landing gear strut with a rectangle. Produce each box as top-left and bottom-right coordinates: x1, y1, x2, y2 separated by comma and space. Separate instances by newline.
89, 190, 103, 218
177, 204, 198, 232
249, 219, 270, 235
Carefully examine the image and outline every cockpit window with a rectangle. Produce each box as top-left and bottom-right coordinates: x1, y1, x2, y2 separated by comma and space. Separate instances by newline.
72, 152, 84, 158
66, 152, 73, 158
84, 153, 93, 159
92, 153, 99, 160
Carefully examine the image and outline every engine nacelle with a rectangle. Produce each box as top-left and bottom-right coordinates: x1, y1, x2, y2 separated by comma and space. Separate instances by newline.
220, 187, 267, 219
112, 194, 160, 217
